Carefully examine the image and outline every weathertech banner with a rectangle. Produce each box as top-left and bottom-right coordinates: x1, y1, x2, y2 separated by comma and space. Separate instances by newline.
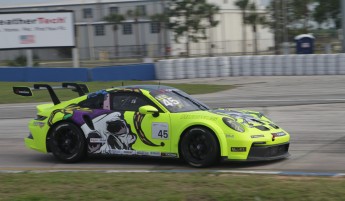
0, 11, 75, 49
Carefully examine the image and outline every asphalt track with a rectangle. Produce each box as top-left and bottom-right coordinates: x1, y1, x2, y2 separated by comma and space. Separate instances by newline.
1, 76, 345, 174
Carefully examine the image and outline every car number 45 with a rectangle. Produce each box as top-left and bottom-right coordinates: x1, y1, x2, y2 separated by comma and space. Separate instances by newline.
152, 123, 169, 139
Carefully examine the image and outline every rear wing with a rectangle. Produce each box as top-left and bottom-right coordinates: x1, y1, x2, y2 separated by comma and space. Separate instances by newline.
13, 83, 89, 105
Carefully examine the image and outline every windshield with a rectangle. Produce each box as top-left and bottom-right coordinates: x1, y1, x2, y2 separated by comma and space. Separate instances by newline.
150, 89, 210, 113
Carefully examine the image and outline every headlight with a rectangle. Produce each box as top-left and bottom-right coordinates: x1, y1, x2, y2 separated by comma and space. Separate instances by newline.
222, 117, 245, 133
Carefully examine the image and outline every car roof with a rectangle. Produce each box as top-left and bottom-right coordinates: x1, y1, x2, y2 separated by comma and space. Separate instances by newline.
116, 85, 178, 92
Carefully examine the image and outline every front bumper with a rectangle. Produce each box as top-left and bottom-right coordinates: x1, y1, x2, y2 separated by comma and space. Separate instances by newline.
246, 143, 290, 161
24, 137, 46, 153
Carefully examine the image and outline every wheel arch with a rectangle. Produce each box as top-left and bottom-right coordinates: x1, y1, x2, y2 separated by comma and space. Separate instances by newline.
46, 119, 86, 153
178, 124, 228, 159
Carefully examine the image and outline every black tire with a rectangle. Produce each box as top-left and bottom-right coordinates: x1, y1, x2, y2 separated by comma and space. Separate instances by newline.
48, 122, 86, 163
180, 127, 220, 167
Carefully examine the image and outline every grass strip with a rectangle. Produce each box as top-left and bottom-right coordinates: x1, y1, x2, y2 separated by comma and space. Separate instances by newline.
1, 81, 234, 104
0, 172, 344, 201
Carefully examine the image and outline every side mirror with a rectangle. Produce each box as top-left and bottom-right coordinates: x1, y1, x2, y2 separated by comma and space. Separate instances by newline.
139, 105, 159, 117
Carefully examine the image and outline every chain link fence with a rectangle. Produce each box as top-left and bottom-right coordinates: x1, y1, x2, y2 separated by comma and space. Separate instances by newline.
0, 39, 343, 67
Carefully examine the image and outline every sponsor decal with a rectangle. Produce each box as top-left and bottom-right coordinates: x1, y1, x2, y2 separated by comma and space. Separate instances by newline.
231, 147, 247, 152
251, 134, 265, 139
89, 138, 107, 143
0, 17, 66, 26
33, 122, 45, 128
16, 90, 30, 94
149, 152, 161, 157
161, 153, 178, 158
109, 150, 121, 155
137, 151, 150, 156
152, 123, 169, 140
226, 134, 235, 139
104, 150, 166, 157
180, 114, 218, 121
123, 150, 135, 155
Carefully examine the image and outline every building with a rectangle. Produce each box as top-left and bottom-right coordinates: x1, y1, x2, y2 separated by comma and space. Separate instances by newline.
0, 0, 273, 62
171, 0, 274, 56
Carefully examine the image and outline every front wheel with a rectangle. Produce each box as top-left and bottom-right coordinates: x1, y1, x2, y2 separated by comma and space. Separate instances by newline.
48, 122, 86, 163
180, 127, 220, 167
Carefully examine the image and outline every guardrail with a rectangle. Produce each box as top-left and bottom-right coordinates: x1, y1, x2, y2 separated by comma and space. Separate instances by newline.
155, 54, 345, 79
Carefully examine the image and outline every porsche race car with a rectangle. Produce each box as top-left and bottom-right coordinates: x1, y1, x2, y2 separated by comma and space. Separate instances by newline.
13, 83, 290, 167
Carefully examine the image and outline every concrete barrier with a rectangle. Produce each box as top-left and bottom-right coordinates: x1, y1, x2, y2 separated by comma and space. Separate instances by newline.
218, 57, 230, 77
174, 59, 186, 79
185, 58, 197, 79
1, 63, 155, 82
155, 59, 174, 80
196, 57, 208, 78
207, 57, 219, 77
90, 63, 155, 81
230, 56, 241, 77
0, 67, 89, 82
4, 53, 345, 82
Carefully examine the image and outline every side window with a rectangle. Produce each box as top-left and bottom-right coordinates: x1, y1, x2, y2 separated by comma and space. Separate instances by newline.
79, 94, 105, 109
111, 93, 151, 111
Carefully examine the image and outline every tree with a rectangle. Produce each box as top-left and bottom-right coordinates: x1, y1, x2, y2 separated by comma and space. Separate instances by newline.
313, 0, 341, 29
234, 0, 250, 54
127, 8, 146, 56
168, 0, 220, 57
150, 13, 170, 56
6, 55, 39, 67
201, 3, 220, 56
265, 0, 314, 54
245, 3, 266, 54
289, 0, 313, 31
103, 13, 125, 57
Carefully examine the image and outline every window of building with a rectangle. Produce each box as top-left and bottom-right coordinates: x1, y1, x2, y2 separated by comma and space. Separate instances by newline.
123, 23, 132, 35
95, 25, 105, 36
136, 5, 146, 16
109, 7, 119, 14
83, 8, 93, 18
150, 22, 160, 34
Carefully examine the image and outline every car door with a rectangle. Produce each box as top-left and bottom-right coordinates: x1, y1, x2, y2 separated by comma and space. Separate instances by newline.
110, 91, 171, 156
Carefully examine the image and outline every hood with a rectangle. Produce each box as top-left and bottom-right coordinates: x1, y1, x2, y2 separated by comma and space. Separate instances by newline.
210, 108, 280, 131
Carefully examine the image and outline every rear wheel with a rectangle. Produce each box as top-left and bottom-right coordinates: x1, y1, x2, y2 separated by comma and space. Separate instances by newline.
48, 122, 86, 163
180, 127, 219, 167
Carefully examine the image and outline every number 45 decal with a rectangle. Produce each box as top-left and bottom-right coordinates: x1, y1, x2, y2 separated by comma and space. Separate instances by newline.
152, 123, 169, 140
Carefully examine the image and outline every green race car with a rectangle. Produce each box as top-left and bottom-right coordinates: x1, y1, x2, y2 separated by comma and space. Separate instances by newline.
13, 83, 290, 167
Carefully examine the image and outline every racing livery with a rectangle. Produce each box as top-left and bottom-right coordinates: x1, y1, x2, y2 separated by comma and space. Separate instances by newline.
13, 83, 290, 167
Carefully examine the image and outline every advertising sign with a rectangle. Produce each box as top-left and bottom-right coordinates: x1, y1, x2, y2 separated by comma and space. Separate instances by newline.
0, 11, 75, 49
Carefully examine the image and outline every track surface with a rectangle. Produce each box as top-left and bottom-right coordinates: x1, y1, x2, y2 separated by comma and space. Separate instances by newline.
1, 76, 345, 172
